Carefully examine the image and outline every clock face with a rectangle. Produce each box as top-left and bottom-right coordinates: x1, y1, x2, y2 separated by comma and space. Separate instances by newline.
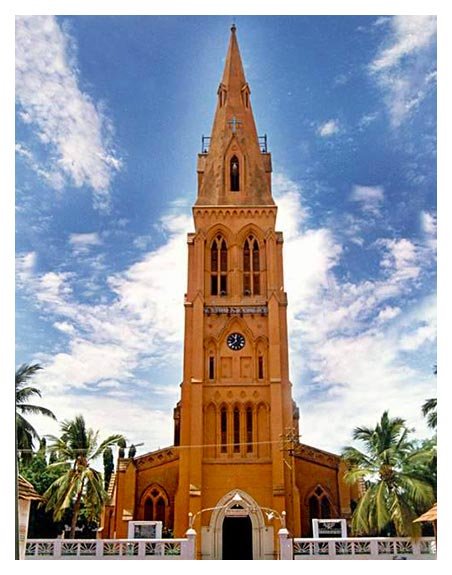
227, 332, 246, 351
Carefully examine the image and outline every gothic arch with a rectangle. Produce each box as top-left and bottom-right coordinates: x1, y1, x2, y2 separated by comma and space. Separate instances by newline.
208, 489, 267, 560
139, 484, 170, 525
204, 337, 217, 381
236, 223, 265, 245
218, 317, 255, 347
255, 337, 268, 380
305, 484, 335, 521
204, 402, 217, 458
205, 224, 233, 247
223, 136, 246, 193
208, 232, 229, 296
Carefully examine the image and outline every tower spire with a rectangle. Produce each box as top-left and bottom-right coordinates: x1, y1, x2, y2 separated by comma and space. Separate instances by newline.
196, 26, 273, 206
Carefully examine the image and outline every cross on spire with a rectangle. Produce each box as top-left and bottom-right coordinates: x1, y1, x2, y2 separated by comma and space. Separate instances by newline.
228, 116, 242, 134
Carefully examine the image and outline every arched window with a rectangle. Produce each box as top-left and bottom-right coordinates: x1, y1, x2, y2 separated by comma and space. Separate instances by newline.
233, 407, 240, 453
230, 156, 240, 191
246, 407, 253, 453
243, 236, 260, 295
211, 236, 228, 295
220, 407, 228, 453
208, 355, 215, 380
258, 355, 264, 379
142, 486, 168, 524
308, 486, 332, 522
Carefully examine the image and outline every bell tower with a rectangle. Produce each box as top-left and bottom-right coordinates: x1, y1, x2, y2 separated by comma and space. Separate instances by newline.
174, 25, 300, 555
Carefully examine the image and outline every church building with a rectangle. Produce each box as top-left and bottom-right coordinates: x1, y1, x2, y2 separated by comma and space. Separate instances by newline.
102, 25, 357, 560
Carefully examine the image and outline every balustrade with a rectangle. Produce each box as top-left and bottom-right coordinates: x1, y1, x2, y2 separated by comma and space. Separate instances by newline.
25, 537, 195, 560
291, 537, 436, 560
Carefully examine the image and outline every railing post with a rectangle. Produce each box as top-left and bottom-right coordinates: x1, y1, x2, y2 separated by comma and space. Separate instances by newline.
183, 528, 197, 560
96, 539, 103, 558
53, 539, 62, 558
369, 539, 379, 558
278, 528, 293, 560
328, 540, 336, 557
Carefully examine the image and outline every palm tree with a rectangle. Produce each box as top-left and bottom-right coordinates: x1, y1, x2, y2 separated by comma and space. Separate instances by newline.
422, 365, 437, 430
342, 411, 435, 537
43, 415, 124, 538
16, 364, 56, 462
422, 398, 437, 429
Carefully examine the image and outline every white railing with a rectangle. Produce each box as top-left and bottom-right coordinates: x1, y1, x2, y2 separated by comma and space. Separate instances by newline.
25, 535, 196, 560
291, 537, 436, 560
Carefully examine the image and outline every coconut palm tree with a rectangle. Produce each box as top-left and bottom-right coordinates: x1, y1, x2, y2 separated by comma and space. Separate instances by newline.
342, 411, 435, 537
422, 365, 437, 430
16, 364, 56, 462
43, 415, 124, 538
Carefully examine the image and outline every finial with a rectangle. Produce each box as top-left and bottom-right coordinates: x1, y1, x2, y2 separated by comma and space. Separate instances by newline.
231, 20, 236, 33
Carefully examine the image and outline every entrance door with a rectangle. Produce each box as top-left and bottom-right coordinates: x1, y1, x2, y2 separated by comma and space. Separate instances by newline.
222, 516, 253, 560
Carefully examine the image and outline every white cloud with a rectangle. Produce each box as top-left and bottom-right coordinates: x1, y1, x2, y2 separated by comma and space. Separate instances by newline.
17, 205, 191, 408
420, 211, 437, 252
69, 232, 102, 246
350, 185, 384, 215
26, 392, 175, 456
15, 16, 121, 210
317, 119, 340, 137
379, 238, 420, 282
421, 211, 437, 236
16, 251, 36, 286
53, 321, 76, 335
377, 306, 401, 322
370, 16, 437, 72
369, 16, 437, 127
272, 177, 436, 451
69, 232, 103, 254
399, 324, 436, 352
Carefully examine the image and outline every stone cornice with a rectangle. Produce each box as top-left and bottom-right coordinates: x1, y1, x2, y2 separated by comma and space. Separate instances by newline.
193, 206, 277, 219
133, 446, 179, 470
294, 442, 341, 469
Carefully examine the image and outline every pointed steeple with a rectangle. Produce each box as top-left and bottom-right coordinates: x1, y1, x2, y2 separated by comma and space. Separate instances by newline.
196, 25, 274, 206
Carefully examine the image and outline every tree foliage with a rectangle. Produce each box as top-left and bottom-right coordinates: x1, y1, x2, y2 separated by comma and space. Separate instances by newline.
16, 364, 56, 463
103, 447, 114, 491
43, 415, 124, 538
342, 411, 435, 537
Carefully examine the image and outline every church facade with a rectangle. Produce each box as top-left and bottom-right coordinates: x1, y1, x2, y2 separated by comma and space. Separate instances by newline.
102, 25, 357, 560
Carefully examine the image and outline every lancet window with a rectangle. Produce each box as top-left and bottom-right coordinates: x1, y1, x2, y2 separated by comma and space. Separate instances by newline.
208, 355, 215, 380
214, 404, 259, 458
211, 236, 228, 295
143, 486, 168, 524
230, 156, 240, 191
308, 485, 332, 522
233, 407, 240, 452
243, 236, 260, 295
220, 407, 228, 453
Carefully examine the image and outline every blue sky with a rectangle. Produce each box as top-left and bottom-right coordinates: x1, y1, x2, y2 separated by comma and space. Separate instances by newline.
12, 9, 438, 458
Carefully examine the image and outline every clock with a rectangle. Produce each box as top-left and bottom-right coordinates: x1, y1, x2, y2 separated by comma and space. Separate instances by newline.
227, 332, 246, 351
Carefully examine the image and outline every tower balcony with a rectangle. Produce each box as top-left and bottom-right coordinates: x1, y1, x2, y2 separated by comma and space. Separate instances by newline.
201, 134, 268, 154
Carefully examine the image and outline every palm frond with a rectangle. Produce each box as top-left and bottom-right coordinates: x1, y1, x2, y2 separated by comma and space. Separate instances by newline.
16, 403, 57, 419
91, 434, 125, 461
16, 385, 42, 403
15, 364, 43, 387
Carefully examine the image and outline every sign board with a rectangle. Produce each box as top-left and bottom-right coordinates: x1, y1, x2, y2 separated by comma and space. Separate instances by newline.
204, 306, 268, 316
127, 521, 163, 539
225, 505, 249, 517
312, 519, 347, 538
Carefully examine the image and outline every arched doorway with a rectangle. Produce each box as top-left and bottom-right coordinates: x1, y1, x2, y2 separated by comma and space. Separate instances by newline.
222, 515, 253, 559
202, 490, 273, 560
